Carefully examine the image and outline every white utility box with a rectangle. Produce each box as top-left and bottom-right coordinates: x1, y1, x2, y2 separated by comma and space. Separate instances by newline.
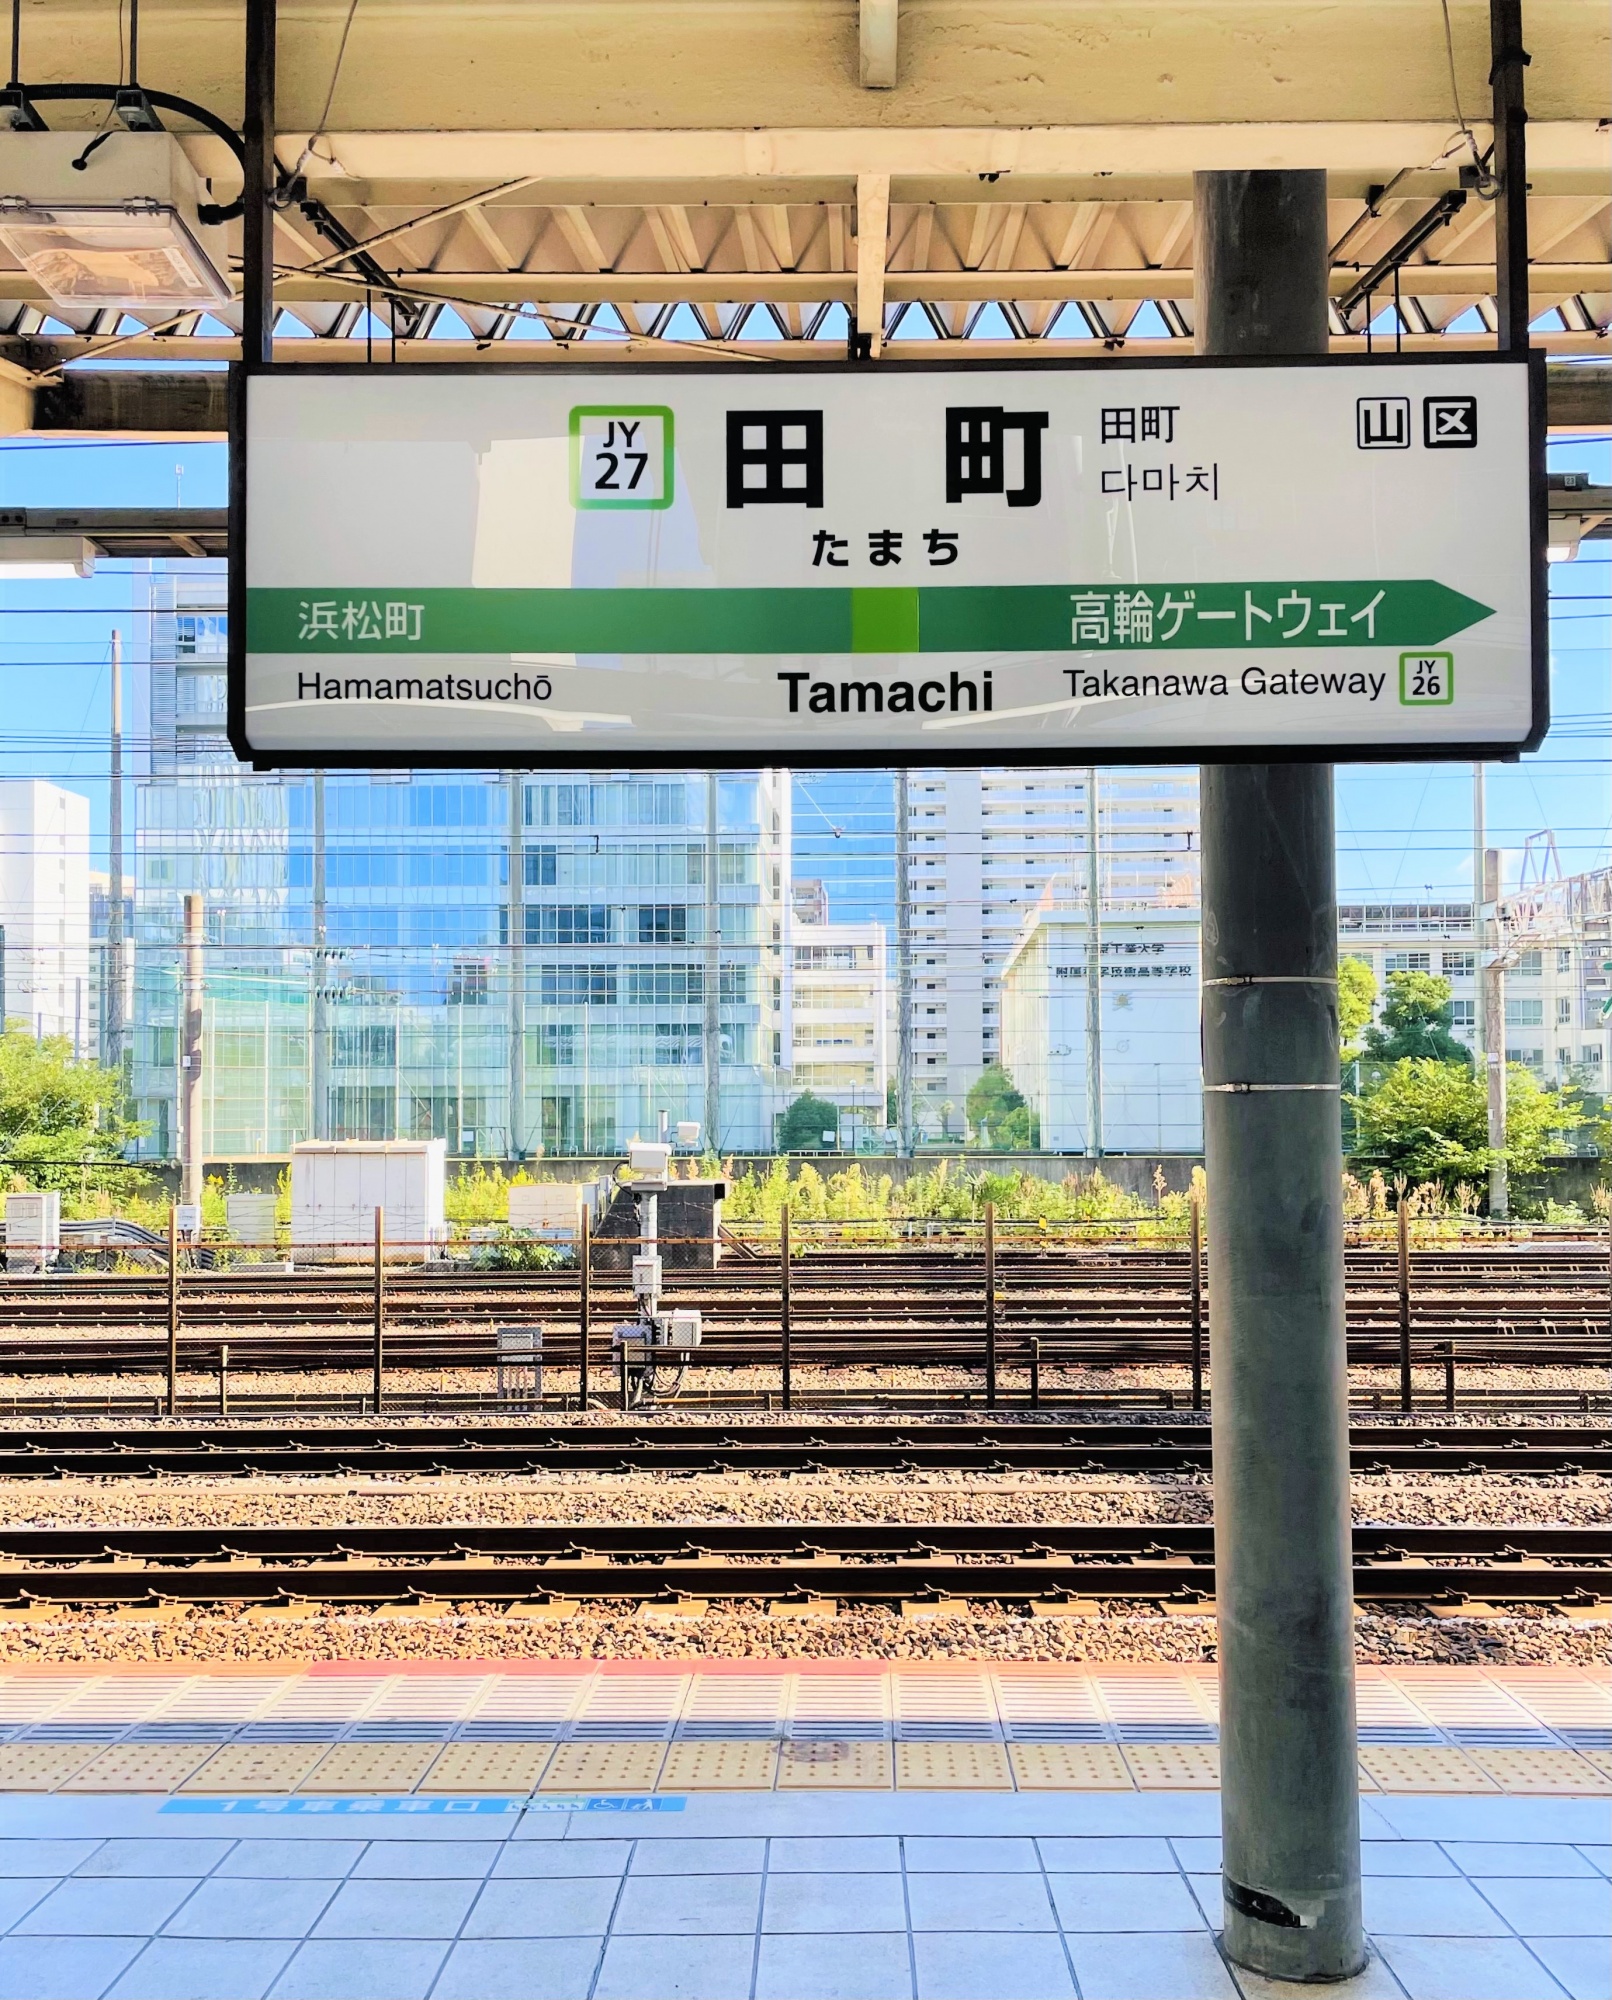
626, 1140, 672, 1184
3, 1191, 59, 1272
631, 1254, 663, 1298
665, 1309, 703, 1351
225, 1192, 278, 1244
290, 1140, 446, 1261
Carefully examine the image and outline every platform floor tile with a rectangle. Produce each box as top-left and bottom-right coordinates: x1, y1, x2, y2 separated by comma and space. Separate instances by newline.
181, 1743, 329, 1793
0, 1680, 95, 1723
300, 1742, 441, 1793
59, 1744, 217, 1792
418, 1741, 552, 1794
895, 1741, 1013, 1789
0, 1743, 98, 1791
1009, 1743, 1132, 1791
661, 1740, 780, 1791
777, 1741, 893, 1789
683, 1676, 788, 1726
539, 1741, 667, 1793
1357, 1744, 1499, 1793
1123, 1744, 1221, 1790
1470, 1748, 1612, 1795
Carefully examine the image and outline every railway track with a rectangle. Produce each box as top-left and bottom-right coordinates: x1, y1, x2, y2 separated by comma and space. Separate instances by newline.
0, 1421, 1603, 1478
0, 1521, 1603, 1609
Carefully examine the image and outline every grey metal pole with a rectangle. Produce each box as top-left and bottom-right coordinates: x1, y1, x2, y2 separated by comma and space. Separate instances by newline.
780, 1203, 793, 1411
1489, 0, 1531, 356
372, 1205, 386, 1413
983, 1200, 997, 1405
180, 892, 205, 1210
704, 772, 721, 1150
1084, 770, 1103, 1158
507, 771, 526, 1160
1196, 168, 1365, 1983
895, 768, 914, 1152
105, 629, 125, 1075
311, 771, 328, 1140
1484, 846, 1509, 1219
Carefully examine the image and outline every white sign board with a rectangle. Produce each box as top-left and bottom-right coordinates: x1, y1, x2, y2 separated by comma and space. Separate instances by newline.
232, 357, 1544, 766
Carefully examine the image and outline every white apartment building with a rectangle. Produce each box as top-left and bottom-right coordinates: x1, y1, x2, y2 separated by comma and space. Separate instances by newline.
1001, 906, 1203, 1154
904, 768, 1198, 1128
1339, 892, 1611, 1084
0, 780, 92, 1050
786, 919, 890, 1142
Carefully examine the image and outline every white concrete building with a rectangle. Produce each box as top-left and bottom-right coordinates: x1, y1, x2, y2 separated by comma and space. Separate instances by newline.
904, 768, 1198, 1131
1001, 906, 1202, 1154
1338, 891, 1612, 1084
0, 780, 92, 1050
786, 919, 890, 1144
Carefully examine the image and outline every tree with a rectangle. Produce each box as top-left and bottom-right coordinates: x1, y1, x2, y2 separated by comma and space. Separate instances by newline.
1349, 1056, 1583, 1192
0, 1028, 143, 1197
1362, 970, 1472, 1067
777, 1091, 841, 1151
1338, 956, 1377, 1059
966, 1063, 1037, 1148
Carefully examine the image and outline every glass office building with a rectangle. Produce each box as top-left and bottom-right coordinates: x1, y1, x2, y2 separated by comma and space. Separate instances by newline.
129, 566, 790, 1160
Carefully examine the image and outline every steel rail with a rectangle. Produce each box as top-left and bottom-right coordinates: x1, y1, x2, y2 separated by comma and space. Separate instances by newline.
0, 1521, 1603, 1608
0, 1422, 1601, 1478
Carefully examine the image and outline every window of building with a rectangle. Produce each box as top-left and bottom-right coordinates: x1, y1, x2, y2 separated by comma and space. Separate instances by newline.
1505, 1046, 1544, 1069
1441, 952, 1475, 978
654, 1023, 702, 1066
533, 1024, 576, 1067
1557, 997, 1573, 1025
1516, 950, 1543, 977
625, 964, 701, 1006
719, 966, 749, 1004
333, 1025, 397, 1067
527, 905, 610, 946
637, 905, 689, 945
539, 965, 616, 1006
1384, 951, 1431, 973
447, 959, 490, 1004
1505, 998, 1543, 1027
1583, 1046, 1604, 1067
525, 847, 558, 886
174, 612, 227, 656
1448, 999, 1476, 1028
1558, 948, 1573, 973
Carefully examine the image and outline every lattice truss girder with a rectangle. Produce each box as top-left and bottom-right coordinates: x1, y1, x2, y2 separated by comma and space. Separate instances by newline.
1, 186, 1607, 357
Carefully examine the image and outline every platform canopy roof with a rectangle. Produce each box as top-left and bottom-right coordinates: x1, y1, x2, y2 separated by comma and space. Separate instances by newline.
0, 0, 1608, 377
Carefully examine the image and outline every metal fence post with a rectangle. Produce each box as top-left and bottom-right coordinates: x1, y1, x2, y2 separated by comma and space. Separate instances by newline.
1028, 1336, 1040, 1408
1189, 1189, 1204, 1411
372, 1206, 385, 1414
578, 1205, 591, 1410
166, 1204, 180, 1416
1397, 1196, 1412, 1412
984, 1201, 998, 1405
780, 1204, 792, 1411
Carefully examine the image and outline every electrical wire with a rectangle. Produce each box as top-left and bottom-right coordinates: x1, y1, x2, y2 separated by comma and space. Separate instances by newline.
291, 0, 362, 181
1437, 0, 1496, 189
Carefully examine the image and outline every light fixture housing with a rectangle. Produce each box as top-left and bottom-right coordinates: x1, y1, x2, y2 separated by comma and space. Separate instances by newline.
0, 132, 230, 309
0, 535, 94, 578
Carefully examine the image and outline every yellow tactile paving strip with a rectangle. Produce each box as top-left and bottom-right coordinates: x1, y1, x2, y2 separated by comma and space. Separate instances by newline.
0, 1664, 1603, 1795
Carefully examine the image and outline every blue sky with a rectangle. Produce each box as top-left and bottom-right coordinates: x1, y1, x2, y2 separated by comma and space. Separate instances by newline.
1, 408, 1605, 902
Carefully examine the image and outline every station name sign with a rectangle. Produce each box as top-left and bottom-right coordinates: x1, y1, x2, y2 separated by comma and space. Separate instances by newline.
230, 355, 1544, 768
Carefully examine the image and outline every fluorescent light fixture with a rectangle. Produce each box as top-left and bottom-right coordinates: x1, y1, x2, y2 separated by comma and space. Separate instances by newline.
0, 536, 94, 578
1546, 519, 1585, 564
0, 196, 230, 308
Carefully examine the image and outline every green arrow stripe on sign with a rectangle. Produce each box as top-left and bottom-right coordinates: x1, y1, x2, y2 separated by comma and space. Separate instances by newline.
248, 581, 1493, 655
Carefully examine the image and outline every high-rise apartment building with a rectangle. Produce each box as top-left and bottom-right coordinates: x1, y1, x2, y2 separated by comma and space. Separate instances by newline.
786, 918, 891, 1142
0, 780, 91, 1049
128, 567, 790, 1160
901, 768, 1198, 1133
